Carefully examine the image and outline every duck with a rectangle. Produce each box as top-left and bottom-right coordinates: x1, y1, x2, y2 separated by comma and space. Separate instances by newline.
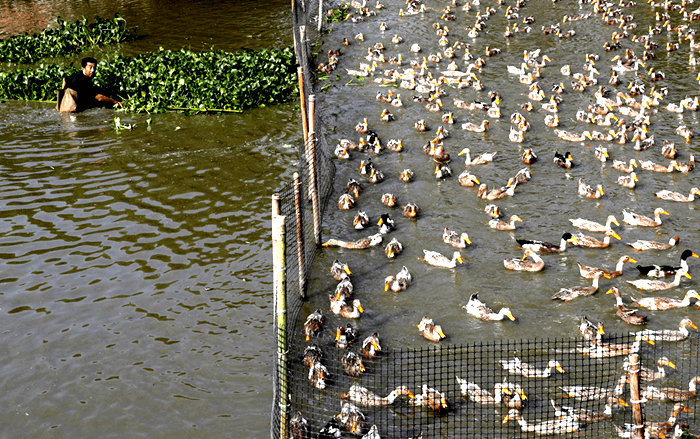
414, 119, 428, 131
341, 384, 415, 406
377, 213, 395, 234
422, 249, 462, 268
402, 202, 418, 218
676, 125, 694, 143
569, 215, 619, 232
330, 293, 364, 318
417, 317, 446, 342
368, 167, 384, 184
308, 360, 329, 389
521, 148, 537, 165
552, 271, 605, 301
622, 208, 669, 226
303, 310, 324, 341
514, 168, 532, 185
573, 230, 621, 249
623, 356, 675, 381
544, 114, 560, 128
355, 118, 369, 133
578, 255, 635, 279
442, 228, 471, 249
551, 396, 627, 423
611, 158, 638, 173
430, 141, 451, 163
656, 188, 700, 203
678, 154, 695, 173
335, 324, 359, 349
359, 159, 374, 175
330, 259, 351, 281
342, 351, 365, 376
516, 232, 577, 253
477, 180, 517, 201
338, 193, 355, 210
335, 278, 353, 299
579, 316, 604, 341
484, 204, 502, 219
606, 287, 648, 325
290, 411, 309, 439
384, 237, 403, 259
502, 408, 580, 434
615, 403, 691, 439
353, 211, 370, 230
578, 178, 605, 198
490, 215, 523, 231
456, 377, 507, 405
662, 140, 677, 159
634, 318, 697, 342
508, 126, 524, 143
578, 339, 650, 358
323, 234, 383, 249
500, 357, 565, 378
411, 384, 449, 411
503, 249, 544, 272
628, 235, 680, 251
385, 266, 411, 292
381, 193, 396, 207
553, 151, 574, 169
399, 169, 414, 183
336, 402, 367, 436
459, 148, 497, 165
463, 293, 516, 321
594, 145, 609, 163
636, 249, 699, 277
434, 164, 452, 180
644, 381, 700, 402
347, 178, 362, 197
458, 170, 480, 187
554, 130, 590, 142
632, 290, 700, 310
627, 269, 691, 291
386, 139, 403, 152
361, 332, 382, 358
617, 172, 638, 189
639, 159, 678, 173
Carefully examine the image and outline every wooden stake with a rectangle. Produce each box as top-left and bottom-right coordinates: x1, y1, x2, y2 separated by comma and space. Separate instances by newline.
272, 194, 289, 439
298, 67, 308, 142
628, 353, 645, 439
293, 173, 306, 298
318, 0, 324, 32
307, 95, 321, 245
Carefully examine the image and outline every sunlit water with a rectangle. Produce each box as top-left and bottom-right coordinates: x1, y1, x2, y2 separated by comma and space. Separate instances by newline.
1, 1, 295, 437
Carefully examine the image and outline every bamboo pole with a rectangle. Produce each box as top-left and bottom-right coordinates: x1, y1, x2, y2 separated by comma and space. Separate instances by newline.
307, 95, 321, 245
298, 67, 309, 142
272, 194, 289, 439
627, 353, 645, 439
318, 0, 323, 32
293, 173, 307, 298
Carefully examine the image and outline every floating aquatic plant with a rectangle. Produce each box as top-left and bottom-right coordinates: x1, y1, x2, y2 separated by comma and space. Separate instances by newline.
0, 14, 138, 64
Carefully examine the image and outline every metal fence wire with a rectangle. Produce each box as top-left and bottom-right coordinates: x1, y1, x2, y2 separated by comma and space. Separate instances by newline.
270, 0, 700, 438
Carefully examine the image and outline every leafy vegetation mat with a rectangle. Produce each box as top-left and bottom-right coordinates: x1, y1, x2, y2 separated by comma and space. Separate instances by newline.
0, 47, 298, 113
0, 14, 137, 65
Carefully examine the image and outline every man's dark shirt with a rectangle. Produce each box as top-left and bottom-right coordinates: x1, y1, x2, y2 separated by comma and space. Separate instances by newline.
64, 71, 98, 110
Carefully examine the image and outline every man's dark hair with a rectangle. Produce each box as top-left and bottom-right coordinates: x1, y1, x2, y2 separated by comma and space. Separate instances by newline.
81, 57, 98, 67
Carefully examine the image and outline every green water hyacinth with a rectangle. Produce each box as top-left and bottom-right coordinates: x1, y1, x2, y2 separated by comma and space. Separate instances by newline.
0, 47, 298, 113
0, 14, 137, 64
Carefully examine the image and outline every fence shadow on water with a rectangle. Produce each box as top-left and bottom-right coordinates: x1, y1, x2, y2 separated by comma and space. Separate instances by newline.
270, 0, 700, 437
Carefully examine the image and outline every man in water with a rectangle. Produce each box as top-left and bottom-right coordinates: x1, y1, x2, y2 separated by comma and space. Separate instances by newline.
57, 57, 121, 112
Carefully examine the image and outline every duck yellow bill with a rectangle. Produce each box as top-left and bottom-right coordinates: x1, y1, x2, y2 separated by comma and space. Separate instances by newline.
685, 273, 693, 279
618, 398, 629, 407
556, 365, 565, 373
457, 256, 464, 264
613, 232, 622, 240
668, 361, 676, 369
345, 266, 352, 274
628, 257, 637, 263
437, 328, 446, 338
385, 282, 390, 292
473, 177, 480, 184
605, 288, 614, 294
507, 312, 516, 321
356, 303, 364, 313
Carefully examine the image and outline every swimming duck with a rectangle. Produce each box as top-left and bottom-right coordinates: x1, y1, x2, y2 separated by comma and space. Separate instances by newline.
579, 338, 651, 358
676, 125, 694, 143
417, 317, 446, 342
338, 193, 355, 210
346, 178, 362, 198
368, 167, 384, 184
552, 271, 605, 301
509, 126, 524, 143
578, 178, 605, 198
335, 324, 358, 350
628, 235, 680, 251
579, 316, 604, 341
632, 289, 700, 310
353, 211, 370, 230
622, 208, 669, 226
458, 170, 480, 187
617, 172, 638, 189
623, 356, 675, 381
644, 381, 700, 402
361, 333, 381, 358
430, 142, 451, 163
573, 230, 621, 249
499, 357, 565, 378
639, 159, 678, 173
434, 164, 452, 180
385, 139, 403, 153
456, 377, 507, 405
359, 159, 374, 175
442, 228, 471, 249
477, 180, 517, 201
516, 232, 577, 253
342, 351, 365, 376
399, 169, 414, 183
554, 130, 591, 142
330, 260, 351, 282
677, 154, 695, 173
634, 318, 697, 342
636, 249, 699, 277
460, 148, 498, 166
463, 293, 516, 321
303, 310, 324, 341
330, 293, 364, 318
323, 234, 383, 249
335, 278, 353, 299
384, 237, 403, 259
615, 403, 691, 439
553, 151, 574, 169
606, 287, 648, 325
569, 215, 619, 232
290, 411, 309, 439
656, 188, 700, 203
594, 145, 609, 162
484, 204, 502, 219
411, 384, 449, 411
503, 249, 544, 272
377, 213, 395, 234
502, 408, 580, 434
384, 266, 411, 293
381, 193, 396, 207
308, 360, 329, 389
336, 402, 367, 436
579, 256, 634, 280
355, 118, 369, 133
422, 249, 462, 268
461, 120, 490, 133
662, 140, 677, 159
627, 269, 691, 291
544, 114, 560, 127
490, 215, 523, 231
342, 384, 415, 406
611, 158, 638, 173
402, 202, 418, 218
414, 119, 428, 131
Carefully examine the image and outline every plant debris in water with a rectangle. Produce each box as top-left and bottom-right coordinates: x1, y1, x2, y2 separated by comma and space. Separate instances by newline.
0, 46, 298, 113
0, 14, 137, 64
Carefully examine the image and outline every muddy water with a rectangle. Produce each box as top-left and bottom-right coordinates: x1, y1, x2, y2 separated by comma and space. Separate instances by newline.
1, 1, 294, 437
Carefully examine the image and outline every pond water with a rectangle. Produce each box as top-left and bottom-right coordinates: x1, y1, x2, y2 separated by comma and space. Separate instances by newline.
1, 1, 295, 437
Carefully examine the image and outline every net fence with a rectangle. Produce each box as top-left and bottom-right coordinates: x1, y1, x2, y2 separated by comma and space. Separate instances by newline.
270, 0, 700, 438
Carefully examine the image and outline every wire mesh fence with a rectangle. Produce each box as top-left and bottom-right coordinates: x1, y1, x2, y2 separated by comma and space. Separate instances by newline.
271, 0, 700, 438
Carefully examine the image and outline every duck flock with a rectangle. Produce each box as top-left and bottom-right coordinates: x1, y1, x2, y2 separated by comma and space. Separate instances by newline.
290, 0, 700, 436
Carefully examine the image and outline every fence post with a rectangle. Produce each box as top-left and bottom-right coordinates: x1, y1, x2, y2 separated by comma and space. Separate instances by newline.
272, 194, 289, 439
627, 353, 645, 439
298, 67, 309, 143
318, 0, 323, 32
293, 173, 307, 298
307, 95, 321, 246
